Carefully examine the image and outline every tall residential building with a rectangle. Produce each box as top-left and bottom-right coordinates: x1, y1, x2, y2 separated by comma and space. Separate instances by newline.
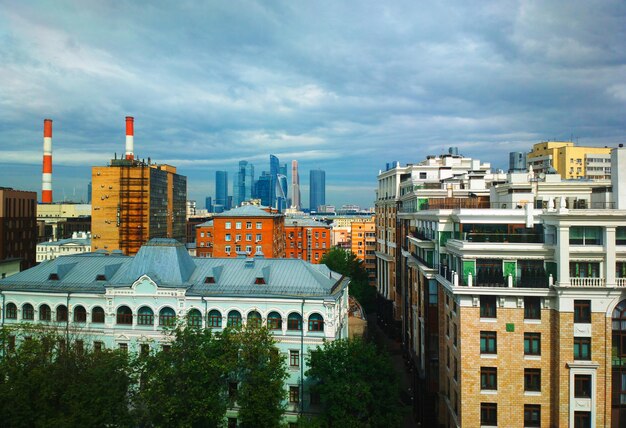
215, 171, 228, 209
291, 160, 301, 210
0, 187, 37, 270
91, 117, 187, 256
350, 219, 376, 285
285, 218, 331, 264
196, 205, 285, 258
526, 141, 613, 179
235, 161, 254, 207
309, 169, 326, 212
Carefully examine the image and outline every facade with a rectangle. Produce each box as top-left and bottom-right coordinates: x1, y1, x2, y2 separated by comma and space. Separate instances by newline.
291, 160, 301, 210
215, 171, 229, 210
309, 169, 326, 212
37, 203, 91, 241
235, 161, 254, 207
527, 141, 612, 179
196, 205, 286, 258
36, 232, 91, 262
0, 238, 350, 424
0, 187, 37, 270
254, 172, 272, 208
350, 220, 376, 285
91, 161, 187, 256
284, 218, 331, 264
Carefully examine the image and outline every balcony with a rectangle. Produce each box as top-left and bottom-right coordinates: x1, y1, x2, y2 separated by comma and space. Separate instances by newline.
569, 277, 606, 287
618, 278, 626, 287
463, 232, 543, 244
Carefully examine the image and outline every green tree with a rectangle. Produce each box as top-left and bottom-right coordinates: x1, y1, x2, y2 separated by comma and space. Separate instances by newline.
305, 338, 403, 428
321, 247, 375, 311
221, 324, 288, 428
137, 324, 234, 427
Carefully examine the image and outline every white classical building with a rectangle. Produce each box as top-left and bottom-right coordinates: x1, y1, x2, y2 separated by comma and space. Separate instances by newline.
0, 238, 350, 423
36, 232, 91, 262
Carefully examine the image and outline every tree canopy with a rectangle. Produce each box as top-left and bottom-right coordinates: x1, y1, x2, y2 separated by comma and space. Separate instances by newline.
321, 247, 375, 311
305, 338, 403, 428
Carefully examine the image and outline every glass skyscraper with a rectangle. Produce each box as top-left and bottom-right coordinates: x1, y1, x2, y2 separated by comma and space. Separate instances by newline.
309, 169, 325, 212
235, 161, 254, 206
215, 171, 228, 210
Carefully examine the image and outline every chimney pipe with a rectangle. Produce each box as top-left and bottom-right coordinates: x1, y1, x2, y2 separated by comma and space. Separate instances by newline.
42, 118, 53, 203
125, 116, 134, 160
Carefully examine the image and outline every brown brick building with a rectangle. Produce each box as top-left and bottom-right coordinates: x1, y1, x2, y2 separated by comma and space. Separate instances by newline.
285, 218, 331, 264
0, 187, 37, 270
196, 205, 285, 258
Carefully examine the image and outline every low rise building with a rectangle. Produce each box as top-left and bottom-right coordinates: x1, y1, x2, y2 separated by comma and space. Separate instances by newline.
36, 232, 91, 262
351, 220, 376, 285
285, 218, 331, 264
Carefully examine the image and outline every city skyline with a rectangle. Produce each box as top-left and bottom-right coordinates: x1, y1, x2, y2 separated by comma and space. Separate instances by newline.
0, 2, 625, 209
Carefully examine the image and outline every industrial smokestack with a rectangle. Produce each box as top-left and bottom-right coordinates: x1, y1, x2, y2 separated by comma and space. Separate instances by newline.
42, 118, 53, 203
125, 116, 134, 160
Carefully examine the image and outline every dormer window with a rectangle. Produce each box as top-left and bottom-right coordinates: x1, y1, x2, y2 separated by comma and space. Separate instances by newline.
48, 273, 59, 281
204, 276, 216, 284
96, 274, 106, 281
255, 277, 265, 285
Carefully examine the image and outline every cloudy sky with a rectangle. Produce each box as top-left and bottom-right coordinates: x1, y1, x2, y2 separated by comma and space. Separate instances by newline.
0, 1, 624, 209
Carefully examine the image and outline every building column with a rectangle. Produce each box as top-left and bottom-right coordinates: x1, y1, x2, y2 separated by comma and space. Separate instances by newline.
557, 226, 570, 285
605, 226, 616, 286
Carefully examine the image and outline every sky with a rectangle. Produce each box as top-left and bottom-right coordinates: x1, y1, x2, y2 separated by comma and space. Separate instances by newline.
0, 1, 625, 209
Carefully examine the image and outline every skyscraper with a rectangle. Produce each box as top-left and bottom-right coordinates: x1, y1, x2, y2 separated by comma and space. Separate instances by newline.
235, 161, 254, 206
309, 169, 326, 212
215, 171, 228, 210
254, 172, 272, 207
205, 196, 213, 212
269, 155, 279, 208
291, 160, 301, 209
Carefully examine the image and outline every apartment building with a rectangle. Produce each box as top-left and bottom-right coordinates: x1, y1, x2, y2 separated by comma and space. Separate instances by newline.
351, 220, 376, 285
527, 141, 613, 180
390, 147, 626, 427
284, 218, 331, 264
0, 187, 37, 270
36, 232, 91, 262
196, 205, 285, 258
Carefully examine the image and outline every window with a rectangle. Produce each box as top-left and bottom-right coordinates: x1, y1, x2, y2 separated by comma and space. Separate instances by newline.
225, 245, 231, 254
617, 227, 626, 245
246, 222, 252, 229
137, 306, 154, 325
245, 234, 252, 242
22, 304, 34, 320
228, 418, 237, 428
574, 374, 592, 398
208, 310, 222, 328
256, 245, 262, 253
524, 368, 541, 392
524, 404, 541, 427
39, 304, 51, 321
246, 245, 252, 253
5, 303, 17, 319
235, 234, 241, 242
308, 313, 324, 331
480, 403, 497, 426
524, 296, 541, 320
227, 310, 242, 327
289, 386, 300, 403
161, 344, 171, 352
267, 311, 282, 330
7, 335, 15, 351
290, 350, 299, 367
92, 306, 105, 323
419, 172, 427, 179
225, 222, 231, 229
73, 305, 87, 323
116, 306, 133, 325
225, 234, 231, 242
157, 307, 176, 326
256, 234, 262, 242
574, 300, 591, 323
570, 262, 600, 278
480, 367, 497, 390
570, 226, 602, 245
524, 333, 541, 356
119, 343, 128, 353
287, 313, 302, 331
247, 311, 262, 327
140, 344, 150, 357
574, 411, 591, 428
256, 222, 262, 229
56, 305, 68, 322
480, 331, 497, 354
93, 341, 103, 352
236, 222, 242, 230
453, 324, 458, 347
574, 337, 591, 360
186, 309, 201, 327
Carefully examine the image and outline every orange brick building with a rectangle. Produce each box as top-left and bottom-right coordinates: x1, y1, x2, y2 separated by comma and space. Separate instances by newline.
350, 219, 376, 284
196, 205, 285, 258
285, 218, 331, 264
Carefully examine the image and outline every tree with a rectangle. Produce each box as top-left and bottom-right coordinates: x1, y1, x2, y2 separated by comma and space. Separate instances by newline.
221, 324, 288, 428
136, 324, 233, 427
321, 247, 375, 311
305, 338, 403, 427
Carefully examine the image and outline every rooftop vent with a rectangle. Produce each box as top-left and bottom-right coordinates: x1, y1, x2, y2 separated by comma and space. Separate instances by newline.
48, 273, 59, 281
204, 276, 216, 284
95, 274, 106, 281
244, 259, 255, 268
254, 277, 266, 285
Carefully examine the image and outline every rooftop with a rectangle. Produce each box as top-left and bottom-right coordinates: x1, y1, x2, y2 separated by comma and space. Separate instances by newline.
213, 205, 282, 218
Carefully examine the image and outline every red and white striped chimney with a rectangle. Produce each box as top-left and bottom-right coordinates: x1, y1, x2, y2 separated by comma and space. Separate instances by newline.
125, 116, 134, 160
42, 118, 53, 203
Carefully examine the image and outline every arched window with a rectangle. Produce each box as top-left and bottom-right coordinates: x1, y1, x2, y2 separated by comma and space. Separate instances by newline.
187, 309, 202, 328
22, 304, 34, 320
159, 307, 177, 326
227, 310, 242, 327
287, 313, 302, 331
138, 306, 154, 326
247, 311, 262, 327
208, 310, 222, 328
56, 305, 68, 322
5, 303, 17, 320
308, 313, 324, 332
267, 311, 282, 330
92, 306, 105, 323
73, 305, 87, 323
39, 304, 51, 321
116, 306, 133, 325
